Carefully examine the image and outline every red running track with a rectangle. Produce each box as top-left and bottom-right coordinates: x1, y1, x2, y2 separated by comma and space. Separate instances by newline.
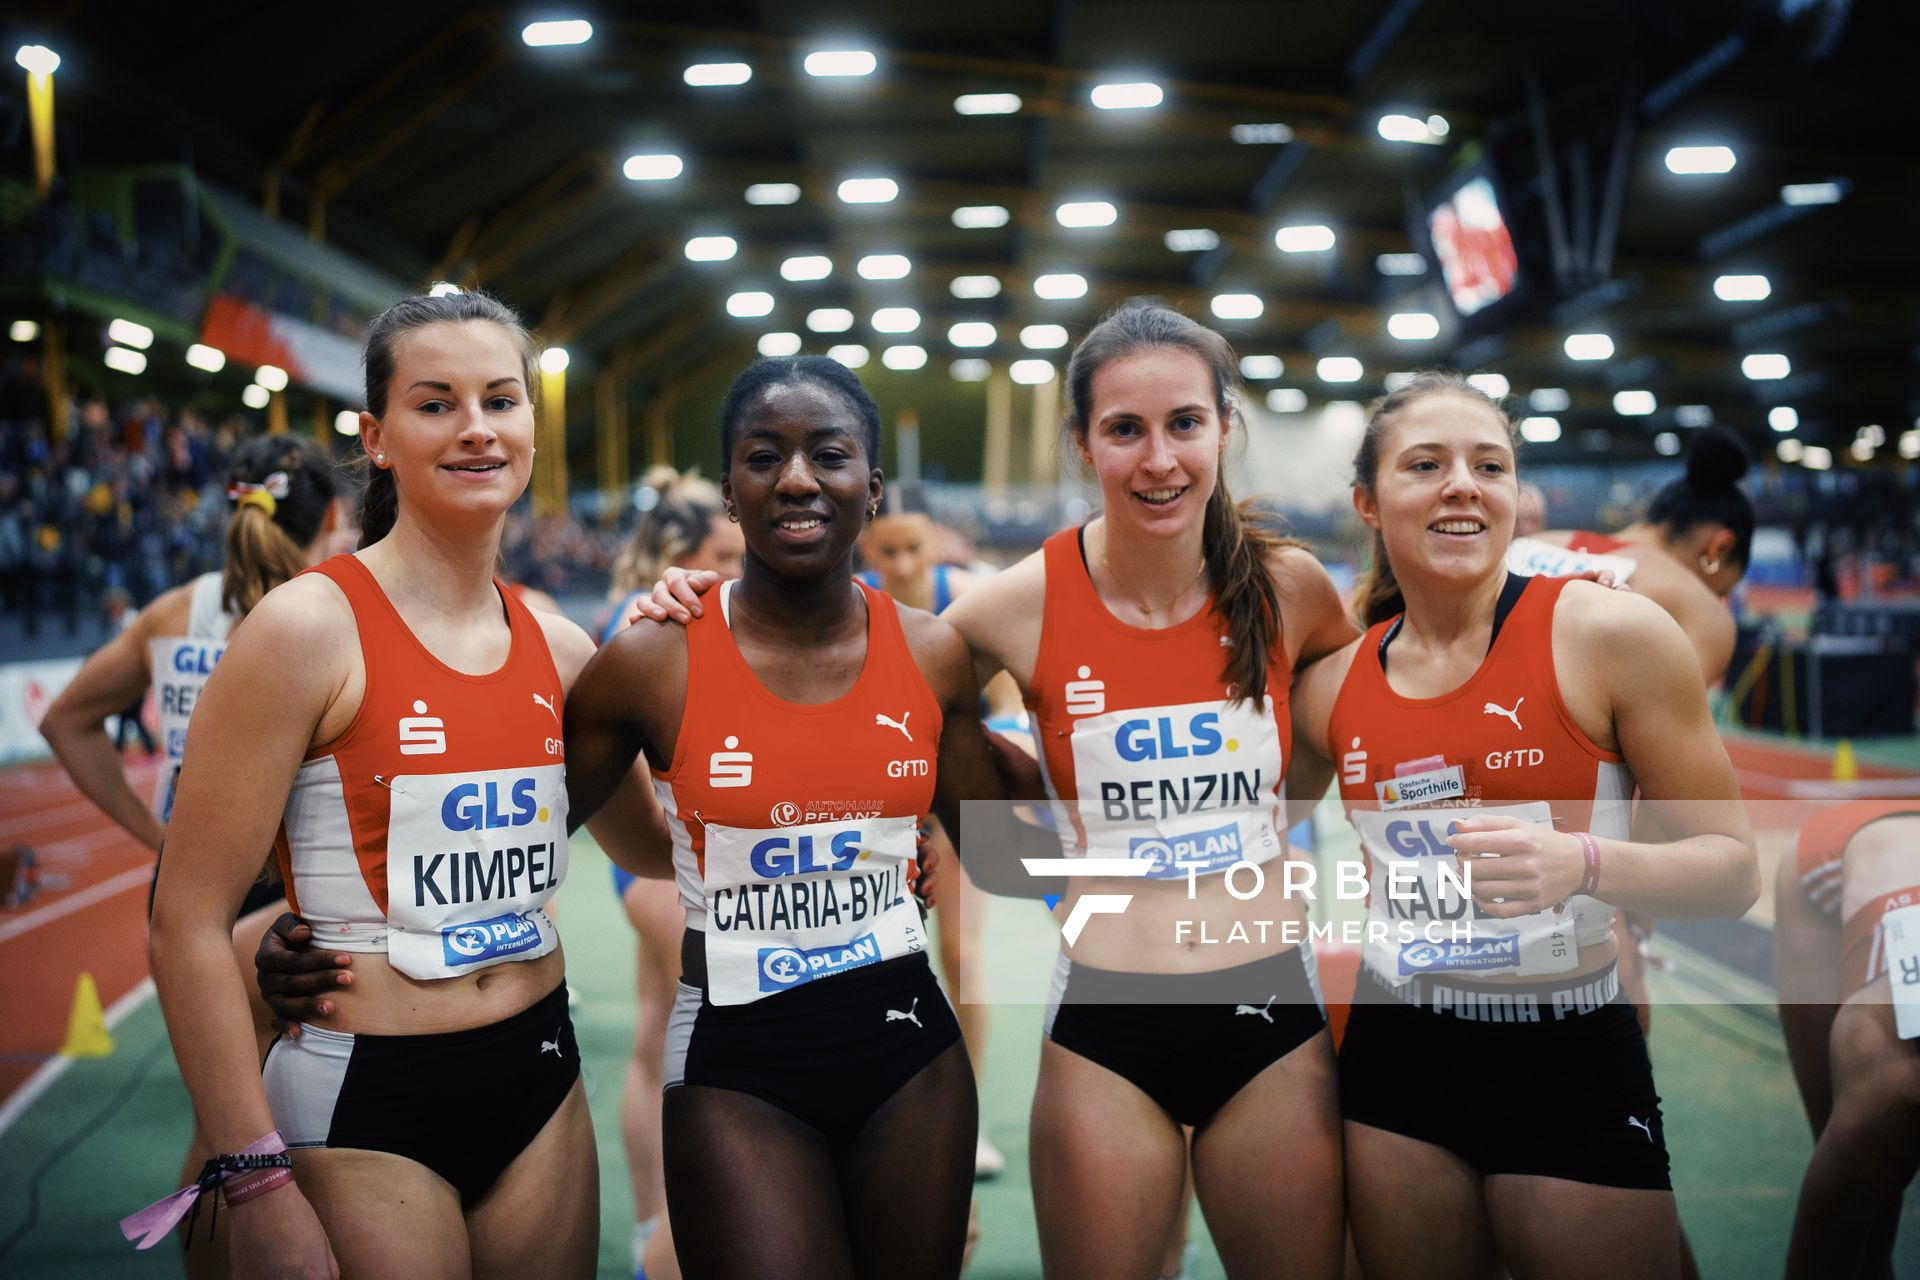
0, 758, 160, 1108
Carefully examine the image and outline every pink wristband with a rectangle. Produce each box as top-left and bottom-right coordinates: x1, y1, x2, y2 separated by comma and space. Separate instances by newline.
1572, 831, 1601, 899
223, 1164, 293, 1206
120, 1129, 290, 1249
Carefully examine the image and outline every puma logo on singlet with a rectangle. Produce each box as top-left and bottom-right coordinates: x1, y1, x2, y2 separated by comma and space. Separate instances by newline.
540, 1028, 562, 1057
1626, 1115, 1653, 1142
1482, 697, 1524, 731
885, 997, 922, 1028
875, 711, 913, 743
532, 692, 559, 722
1235, 995, 1277, 1024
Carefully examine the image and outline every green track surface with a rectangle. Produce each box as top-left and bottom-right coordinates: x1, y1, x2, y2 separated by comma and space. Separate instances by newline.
3, 833, 1917, 1277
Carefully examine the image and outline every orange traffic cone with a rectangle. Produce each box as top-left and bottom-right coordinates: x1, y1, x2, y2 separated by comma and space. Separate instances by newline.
58, 972, 114, 1058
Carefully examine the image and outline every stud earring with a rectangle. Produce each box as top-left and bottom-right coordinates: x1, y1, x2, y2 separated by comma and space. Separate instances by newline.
374, 452, 386, 465
1699, 556, 1721, 576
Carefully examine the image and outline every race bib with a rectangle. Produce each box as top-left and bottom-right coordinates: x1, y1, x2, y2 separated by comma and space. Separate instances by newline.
382, 765, 568, 980
1065, 698, 1284, 878
1352, 802, 1578, 981
1506, 537, 1637, 585
701, 814, 925, 1006
1884, 905, 1920, 1040
148, 637, 226, 820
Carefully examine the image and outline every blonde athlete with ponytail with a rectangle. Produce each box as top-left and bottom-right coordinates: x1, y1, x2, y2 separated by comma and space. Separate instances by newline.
42, 433, 340, 1278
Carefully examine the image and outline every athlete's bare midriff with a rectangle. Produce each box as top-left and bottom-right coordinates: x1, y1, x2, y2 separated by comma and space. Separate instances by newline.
305, 942, 566, 1036
1056, 860, 1312, 973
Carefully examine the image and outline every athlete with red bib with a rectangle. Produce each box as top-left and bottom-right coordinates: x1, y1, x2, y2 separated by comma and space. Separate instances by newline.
563, 356, 1008, 1279
144, 292, 661, 1279
1288, 372, 1758, 1280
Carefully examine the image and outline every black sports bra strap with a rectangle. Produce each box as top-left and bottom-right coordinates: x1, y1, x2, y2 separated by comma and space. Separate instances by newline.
1378, 572, 1530, 673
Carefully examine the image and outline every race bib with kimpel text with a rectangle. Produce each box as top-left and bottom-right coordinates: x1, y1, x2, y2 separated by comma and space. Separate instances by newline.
382, 764, 568, 980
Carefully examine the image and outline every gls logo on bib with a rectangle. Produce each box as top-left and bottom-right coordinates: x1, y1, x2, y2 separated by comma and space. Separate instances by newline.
749, 828, 868, 878
441, 777, 547, 831
1115, 711, 1223, 762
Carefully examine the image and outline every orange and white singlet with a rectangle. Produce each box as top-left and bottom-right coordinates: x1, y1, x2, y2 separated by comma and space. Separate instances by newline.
1505, 530, 1637, 585
273, 555, 569, 981
1026, 528, 1291, 879
654, 580, 940, 1006
1330, 574, 1633, 983
1796, 801, 1920, 993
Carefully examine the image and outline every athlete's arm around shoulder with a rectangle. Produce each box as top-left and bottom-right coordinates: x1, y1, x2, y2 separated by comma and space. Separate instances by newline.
1268, 544, 1361, 670
897, 604, 1002, 811
1286, 638, 1361, 824
898, 602, 1062, 899
1555, 579, 1758, 916
561, 616, 682, 876
940, 544, 1046, 692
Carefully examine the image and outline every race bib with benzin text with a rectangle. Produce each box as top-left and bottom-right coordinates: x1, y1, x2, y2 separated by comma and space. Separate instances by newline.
1353, 801, 1579, 982
1885, 905, 1920, 1040
147, 636, 226, 821
701, 813, 926, 1006
1505, 537, 1637, 586
382, 764, 568, 980
1065, 698, 1284, 879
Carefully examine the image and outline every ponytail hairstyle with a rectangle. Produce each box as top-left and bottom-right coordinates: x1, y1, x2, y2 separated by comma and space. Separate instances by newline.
1064, 299, 1290, 703
1644, 425, 1754, 569
1351, 371, 1517, 627
609, 465, 725, 598
221, 433, 339, 617
357, 289, 539, 547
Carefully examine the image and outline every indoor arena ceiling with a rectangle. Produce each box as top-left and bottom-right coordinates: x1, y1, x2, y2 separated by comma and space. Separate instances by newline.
18, 0, 1920, 461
